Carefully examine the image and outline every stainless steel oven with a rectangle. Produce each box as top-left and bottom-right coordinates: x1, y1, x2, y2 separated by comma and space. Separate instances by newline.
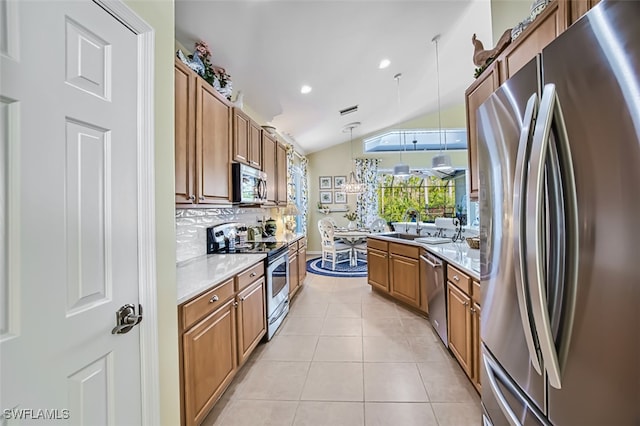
265, 248, 289, 340
207, 222, 290, 340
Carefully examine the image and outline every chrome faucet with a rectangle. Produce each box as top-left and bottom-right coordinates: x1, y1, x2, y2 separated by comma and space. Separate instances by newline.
402, 208, 423, 235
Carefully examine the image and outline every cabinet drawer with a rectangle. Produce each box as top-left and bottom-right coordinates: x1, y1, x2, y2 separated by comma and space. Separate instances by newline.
181, 278, 234, 330
447, 264, 471, 295
389, 242, 419, 259
288, 243, 297, 257
236, 262, 265, 291
367, 238, 387, 251
472, 279, 481, 305
298, 237, 306, 250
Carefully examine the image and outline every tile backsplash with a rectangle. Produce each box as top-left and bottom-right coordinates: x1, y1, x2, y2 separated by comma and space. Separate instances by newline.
176, 207, 279, 263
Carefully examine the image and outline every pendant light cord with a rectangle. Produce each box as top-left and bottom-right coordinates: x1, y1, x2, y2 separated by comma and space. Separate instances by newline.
395, 73, 403, 164
433, 35, 443, 154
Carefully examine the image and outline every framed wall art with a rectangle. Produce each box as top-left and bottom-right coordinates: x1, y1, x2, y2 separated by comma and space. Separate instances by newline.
334, 191, 346, 204
319, 191, 333, 204
333, 176, 346, 189
319, 176, 332, 189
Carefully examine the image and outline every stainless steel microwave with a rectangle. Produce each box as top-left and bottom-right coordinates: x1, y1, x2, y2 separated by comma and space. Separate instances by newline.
232, 163, 267, 204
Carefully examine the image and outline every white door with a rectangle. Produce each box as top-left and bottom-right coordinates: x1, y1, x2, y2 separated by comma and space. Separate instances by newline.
1, 1, 146, 424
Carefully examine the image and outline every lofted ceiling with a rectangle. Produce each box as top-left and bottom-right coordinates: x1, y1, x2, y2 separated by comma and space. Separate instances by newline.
175, 0, 493, 154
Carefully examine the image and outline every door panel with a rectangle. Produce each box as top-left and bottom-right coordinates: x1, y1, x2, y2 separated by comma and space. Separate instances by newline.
0, 1, 142, 424
542, 2, 640, 423
477, 57, 546, 412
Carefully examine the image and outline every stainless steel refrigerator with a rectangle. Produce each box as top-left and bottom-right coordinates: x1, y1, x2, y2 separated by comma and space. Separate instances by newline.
477, 1, 640, 425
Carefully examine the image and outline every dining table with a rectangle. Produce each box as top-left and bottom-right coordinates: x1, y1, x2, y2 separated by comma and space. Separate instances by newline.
333, 228, 371, 266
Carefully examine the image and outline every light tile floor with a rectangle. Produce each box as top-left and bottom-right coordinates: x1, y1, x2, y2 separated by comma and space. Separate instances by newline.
202, 272, 481, 426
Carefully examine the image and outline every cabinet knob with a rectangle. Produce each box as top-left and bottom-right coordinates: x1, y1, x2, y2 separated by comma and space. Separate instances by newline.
470, 307, 475, 314
233, 301, 239, 308
209, 295, 219, 303
453, 275, 460, 281
199, 196, 205, 201
250, 272, 257, 277
189, 194, 195, 201
239, 296, 246, 302
464, 301, 469, 307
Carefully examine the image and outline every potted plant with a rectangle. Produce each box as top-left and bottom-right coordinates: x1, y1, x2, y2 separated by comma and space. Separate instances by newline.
344, 210, 358, 230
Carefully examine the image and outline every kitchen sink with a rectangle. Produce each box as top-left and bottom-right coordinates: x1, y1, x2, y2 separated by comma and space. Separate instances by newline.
384, 232, 420, 241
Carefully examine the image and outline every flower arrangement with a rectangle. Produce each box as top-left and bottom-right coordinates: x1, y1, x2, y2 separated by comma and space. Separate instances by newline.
192, 41, 233, 100
344, 210, 358, 221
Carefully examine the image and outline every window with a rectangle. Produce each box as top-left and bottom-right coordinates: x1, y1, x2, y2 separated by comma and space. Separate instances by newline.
364, 128, 467, 153
377, 171, 469, 224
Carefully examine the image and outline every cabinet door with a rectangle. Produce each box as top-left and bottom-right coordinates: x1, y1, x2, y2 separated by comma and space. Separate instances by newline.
465, 62, 499, 200
232, 108, 249, 164
262, 132, 277, 204
471, 302, 482, 392
288, 252, 299, 297
182, 299, 237, 426
568, 0, 600, 25
297, 245, 307, 287
367, 248, 389, 292
502, 2, 561, 79
237, 278, 266, 366
389, 254, 421, 308
276, 142, 288, 205
175, 59, 196, 204
249, 121, 262, 169
196, 79, 231, 204
447, 283, 472, 377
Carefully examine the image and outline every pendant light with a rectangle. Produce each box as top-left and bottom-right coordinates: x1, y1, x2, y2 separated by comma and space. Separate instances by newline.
393, 73, 410, 176
341, 122, 365, 194
431, 34, 453, 172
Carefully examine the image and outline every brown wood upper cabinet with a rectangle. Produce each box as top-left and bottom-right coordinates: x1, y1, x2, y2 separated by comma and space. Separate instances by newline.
465, 61, 500, 200
500, 1, 563, 80
232, 108, 262, 169
276, 142, 288, 205
262, 132, 278, 204
175, 58, 232, 206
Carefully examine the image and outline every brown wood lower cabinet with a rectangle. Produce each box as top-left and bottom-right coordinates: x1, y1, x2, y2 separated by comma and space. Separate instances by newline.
447, 265, 482, 393
367, 238, 389, 292
447, 282, 473, 377
288, 236, 307, 300
236, 278, 266, 365
389, 253, 420, 308
182, 299, 237, 426
179, 261, 266, 426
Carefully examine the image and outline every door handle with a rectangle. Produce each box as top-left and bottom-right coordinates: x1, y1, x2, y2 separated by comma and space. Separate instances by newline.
527, 83, 561, 388
512, 93, 543, 375
111, 304, 143, 334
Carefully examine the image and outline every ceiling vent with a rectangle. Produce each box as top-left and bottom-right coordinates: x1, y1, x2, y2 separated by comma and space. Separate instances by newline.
339, 105, 358, 116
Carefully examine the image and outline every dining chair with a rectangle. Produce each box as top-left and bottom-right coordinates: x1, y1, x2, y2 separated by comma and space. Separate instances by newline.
317, 219, 352, 270
369, 217, 388, 233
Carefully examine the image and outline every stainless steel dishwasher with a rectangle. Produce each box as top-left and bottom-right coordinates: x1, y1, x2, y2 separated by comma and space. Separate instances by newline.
421, 251, 447, 346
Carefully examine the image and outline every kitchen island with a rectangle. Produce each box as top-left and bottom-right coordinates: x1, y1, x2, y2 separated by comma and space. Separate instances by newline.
366, 233, 482, 392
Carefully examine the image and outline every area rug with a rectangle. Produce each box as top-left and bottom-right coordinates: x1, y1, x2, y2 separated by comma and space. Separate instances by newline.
306, 257, 367, 278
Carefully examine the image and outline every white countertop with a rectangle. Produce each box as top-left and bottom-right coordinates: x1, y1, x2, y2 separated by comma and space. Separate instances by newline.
421, 242, 480, 279
370, 234, 480, 279
176, 253, 267, 304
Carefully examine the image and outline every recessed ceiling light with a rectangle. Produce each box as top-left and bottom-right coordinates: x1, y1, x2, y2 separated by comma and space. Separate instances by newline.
379, 59, 391, 69
300, 85, 312, 94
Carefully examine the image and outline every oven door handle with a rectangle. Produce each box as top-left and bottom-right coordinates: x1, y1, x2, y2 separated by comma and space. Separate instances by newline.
269, 299, 289, 325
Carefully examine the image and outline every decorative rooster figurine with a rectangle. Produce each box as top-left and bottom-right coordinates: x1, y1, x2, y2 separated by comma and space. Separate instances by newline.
472, 29, 512, 67
176, 49, 205, 77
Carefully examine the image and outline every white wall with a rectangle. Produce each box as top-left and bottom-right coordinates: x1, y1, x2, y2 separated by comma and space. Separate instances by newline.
306, 104, 468, 253
491, 0, 532, 43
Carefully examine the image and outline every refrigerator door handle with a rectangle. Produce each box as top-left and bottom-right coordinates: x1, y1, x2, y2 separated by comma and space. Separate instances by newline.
547, 82, 580, 380
512, 93, 542, 375
483, 353, 522, 426
527, 83, 579, 389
